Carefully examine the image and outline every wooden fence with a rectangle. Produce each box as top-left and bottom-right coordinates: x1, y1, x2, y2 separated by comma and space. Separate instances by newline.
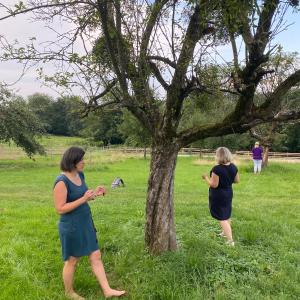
235, 151, 300, 159
1, 144, 300, 160
117, 147, 300, 159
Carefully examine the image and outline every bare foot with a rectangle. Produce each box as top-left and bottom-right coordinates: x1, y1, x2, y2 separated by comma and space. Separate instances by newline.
65, 291, 85, 300
104, 289, 126, 298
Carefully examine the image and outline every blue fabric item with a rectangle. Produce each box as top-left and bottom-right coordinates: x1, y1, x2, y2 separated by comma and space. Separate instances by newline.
111, 177, 125, 188
208, 164, 238, 221
54, 172, 99, 261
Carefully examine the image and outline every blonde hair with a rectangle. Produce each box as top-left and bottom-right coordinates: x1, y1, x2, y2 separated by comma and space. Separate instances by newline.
215, 147, 233, 164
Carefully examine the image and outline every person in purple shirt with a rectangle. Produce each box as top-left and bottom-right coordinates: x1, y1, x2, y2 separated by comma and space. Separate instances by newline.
252, 141, 263, 174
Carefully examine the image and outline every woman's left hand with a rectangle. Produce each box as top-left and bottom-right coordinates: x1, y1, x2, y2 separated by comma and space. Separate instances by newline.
95, 186, 106, 196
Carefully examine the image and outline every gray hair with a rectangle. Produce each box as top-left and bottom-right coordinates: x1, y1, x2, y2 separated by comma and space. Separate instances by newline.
215, 147, 233, 164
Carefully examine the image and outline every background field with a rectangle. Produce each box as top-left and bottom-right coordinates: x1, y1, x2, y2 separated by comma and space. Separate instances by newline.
0, 138, 299, 300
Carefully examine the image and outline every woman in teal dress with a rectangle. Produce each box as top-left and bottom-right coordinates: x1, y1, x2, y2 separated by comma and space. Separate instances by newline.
53, 147, 125, 300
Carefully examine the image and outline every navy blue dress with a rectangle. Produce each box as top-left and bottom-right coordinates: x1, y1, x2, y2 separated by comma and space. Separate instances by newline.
54, 172, 99, 261
209, 164, 238, 221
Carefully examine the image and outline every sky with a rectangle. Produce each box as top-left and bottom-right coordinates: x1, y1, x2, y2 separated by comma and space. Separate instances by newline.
0, 2, 299, 98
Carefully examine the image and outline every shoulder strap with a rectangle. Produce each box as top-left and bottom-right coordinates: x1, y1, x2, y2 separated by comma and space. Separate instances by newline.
53, 175, 70, 191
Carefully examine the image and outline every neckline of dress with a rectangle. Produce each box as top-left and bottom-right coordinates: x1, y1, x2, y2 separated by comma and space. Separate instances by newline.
61, 173, 83, 187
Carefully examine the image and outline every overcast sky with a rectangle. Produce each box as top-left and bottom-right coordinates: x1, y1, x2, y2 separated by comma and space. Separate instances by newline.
0, 2, 299, 98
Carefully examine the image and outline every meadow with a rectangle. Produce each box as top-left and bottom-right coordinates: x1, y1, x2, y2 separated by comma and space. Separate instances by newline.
0, 138, 299, 300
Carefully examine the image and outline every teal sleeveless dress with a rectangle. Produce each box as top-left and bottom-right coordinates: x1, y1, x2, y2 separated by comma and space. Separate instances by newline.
54, 172, 99, 261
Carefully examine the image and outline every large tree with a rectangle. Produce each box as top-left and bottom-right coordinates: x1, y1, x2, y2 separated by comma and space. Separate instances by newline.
1, 0, 300, 253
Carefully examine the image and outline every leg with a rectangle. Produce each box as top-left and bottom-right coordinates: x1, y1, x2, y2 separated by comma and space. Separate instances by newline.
257, 160, 262, 173
63, 256, 85, 300
253, 160, 258, 174
220, 220, 233, 242
89, 250, 125, 298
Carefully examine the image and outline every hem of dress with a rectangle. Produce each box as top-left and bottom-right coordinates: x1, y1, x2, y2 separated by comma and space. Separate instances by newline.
62, 246, 100, 261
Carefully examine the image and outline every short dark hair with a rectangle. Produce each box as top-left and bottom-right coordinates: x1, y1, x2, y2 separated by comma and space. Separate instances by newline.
60, 147, 85, 172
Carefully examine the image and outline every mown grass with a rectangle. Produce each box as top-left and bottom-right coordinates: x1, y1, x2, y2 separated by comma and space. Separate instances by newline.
0, 135, 86, 160
0, 143, 299, 299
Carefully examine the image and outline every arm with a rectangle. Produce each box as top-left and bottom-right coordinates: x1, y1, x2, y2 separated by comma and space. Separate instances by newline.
53, 181, 95, 215
234, 172, 240, 183
202, 172, 219, 188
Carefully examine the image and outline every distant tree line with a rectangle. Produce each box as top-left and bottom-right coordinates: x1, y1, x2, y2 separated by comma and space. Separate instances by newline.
1, 90, 299, 153
26, 91, 300, 152
26, 93, 130, 147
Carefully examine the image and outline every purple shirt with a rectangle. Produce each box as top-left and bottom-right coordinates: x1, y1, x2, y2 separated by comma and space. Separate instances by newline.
252, 147, 263, 160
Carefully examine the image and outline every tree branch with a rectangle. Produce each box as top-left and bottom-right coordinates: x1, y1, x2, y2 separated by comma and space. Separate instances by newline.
147, 56, 176, 68
0, 1, 94, 21
273, 110, 300, 122
253, 0, 279, 56
139, 0, 168, 62
177, 105, 300, 147
249, 128, 261, 140
229, 33, 239, 72
90, 78, 118, 103
164, 3, 214, 133
148, 61, 169, 90
257, 69, 300, 114
81, 99, 121, 118
96, 0, 126, 90
114, 1, 129, 86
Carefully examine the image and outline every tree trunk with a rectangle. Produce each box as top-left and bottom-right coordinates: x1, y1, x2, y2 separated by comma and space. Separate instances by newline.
262, 146, 269, 167
145, 144, 179, 254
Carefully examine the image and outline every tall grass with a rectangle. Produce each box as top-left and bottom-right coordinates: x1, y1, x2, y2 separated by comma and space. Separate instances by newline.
0, 149, 299, 299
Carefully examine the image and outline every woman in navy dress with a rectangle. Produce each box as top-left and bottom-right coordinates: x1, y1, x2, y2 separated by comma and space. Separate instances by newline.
202, 147, 240, 246
53, 147, 125, 299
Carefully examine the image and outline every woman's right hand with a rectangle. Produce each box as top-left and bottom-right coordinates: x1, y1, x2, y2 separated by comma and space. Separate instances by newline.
83, 190, 95, 202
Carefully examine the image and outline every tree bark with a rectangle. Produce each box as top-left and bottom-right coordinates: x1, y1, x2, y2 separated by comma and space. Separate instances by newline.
145, 144, 179, 254
262, 146, 269, 167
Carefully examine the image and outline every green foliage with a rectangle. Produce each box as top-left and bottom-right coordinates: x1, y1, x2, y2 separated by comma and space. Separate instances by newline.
179, 65, 236, 131
192, 132, 254, 151
27, 93, 54, 131
13, 1, 26, 12
119, 110, 151, 147
0, 154, 300, 299
93, 37, 115, 69
80, 110, 124, 146
283, 123, 300, 152
92, 35, 132, 71
26, 93, 124, 145
28, 95, 85, 137
0, 86, 44, 157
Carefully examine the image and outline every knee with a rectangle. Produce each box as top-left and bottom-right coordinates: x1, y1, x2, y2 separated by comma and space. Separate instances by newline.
89, 250, 102, 265
65, 256, 79, 267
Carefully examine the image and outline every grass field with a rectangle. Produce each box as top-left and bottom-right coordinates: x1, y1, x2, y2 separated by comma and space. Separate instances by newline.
0, 139, 299, 299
